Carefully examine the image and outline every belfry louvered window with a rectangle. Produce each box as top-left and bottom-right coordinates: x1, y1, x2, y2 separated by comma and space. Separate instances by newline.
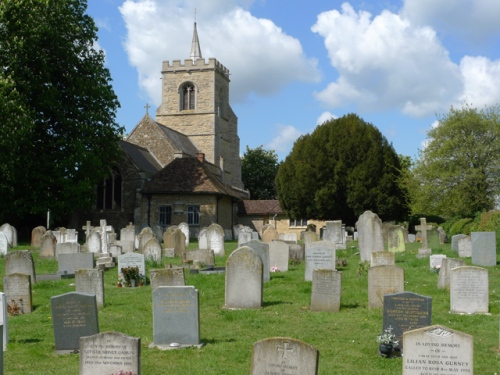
181, 82, 196, 110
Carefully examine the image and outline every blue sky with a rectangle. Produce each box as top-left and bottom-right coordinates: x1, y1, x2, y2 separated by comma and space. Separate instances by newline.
87, 0, 500, 161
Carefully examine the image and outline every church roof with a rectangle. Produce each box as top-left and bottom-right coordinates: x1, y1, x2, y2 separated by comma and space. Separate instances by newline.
237, 200, 284, 215
119, 140, 162, 174
157, 123, 199, 156
142, 157, 244, 199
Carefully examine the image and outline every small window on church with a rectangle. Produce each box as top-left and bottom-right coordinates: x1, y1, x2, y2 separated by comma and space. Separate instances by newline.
159, 205, 172, 226
187, 205, 200, 225
181, 82, 196, 110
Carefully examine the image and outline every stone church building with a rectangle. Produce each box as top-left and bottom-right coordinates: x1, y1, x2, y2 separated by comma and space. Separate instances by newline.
87, 22, 249, 236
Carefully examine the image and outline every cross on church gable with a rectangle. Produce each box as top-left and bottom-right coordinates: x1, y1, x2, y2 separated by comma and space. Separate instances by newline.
277, 342, 294, 359
144, 103, 150, 115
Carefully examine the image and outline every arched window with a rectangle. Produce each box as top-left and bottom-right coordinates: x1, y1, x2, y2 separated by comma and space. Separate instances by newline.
180, 82, 196, 110
96, 167, 122, 210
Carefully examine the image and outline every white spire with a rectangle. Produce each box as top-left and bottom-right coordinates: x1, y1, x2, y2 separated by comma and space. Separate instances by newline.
190, 11, 202, 63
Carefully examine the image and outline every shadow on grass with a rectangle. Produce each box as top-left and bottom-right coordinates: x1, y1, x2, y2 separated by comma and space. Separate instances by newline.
340, 302, 360, 309
13, 338, 42, 344
201, 337, 236, 345
263, 300, 292, 307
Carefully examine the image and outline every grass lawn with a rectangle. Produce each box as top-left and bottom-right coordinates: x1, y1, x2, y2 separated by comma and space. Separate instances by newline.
2, 240, 500, 374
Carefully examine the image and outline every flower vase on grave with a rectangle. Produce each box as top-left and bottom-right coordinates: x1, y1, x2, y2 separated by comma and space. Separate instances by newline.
378, 343, 393, 357
130, 279, 136, 287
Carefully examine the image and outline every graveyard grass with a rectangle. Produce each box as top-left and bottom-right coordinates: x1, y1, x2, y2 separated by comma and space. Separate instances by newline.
2, 241, 500, 374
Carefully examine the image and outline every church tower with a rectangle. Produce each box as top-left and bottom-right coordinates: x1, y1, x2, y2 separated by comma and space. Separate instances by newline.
156, 22, 243, 190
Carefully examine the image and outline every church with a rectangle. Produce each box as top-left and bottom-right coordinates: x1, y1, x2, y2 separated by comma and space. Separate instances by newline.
88, 22, 249, 237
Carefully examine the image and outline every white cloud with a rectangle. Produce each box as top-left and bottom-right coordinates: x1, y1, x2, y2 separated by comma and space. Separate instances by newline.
401, 0, 500, 42
266, 124, 302, 154
316, 111, 338, 125
459, 56, 500, 108
119, 0, 320, 106
311, 3, 463, 117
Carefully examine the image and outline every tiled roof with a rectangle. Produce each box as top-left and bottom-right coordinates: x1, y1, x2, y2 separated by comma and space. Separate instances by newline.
119, 140, 162, 174
237, 200, 283, 215
141, 157, 244, 199
157, 124, 199, 156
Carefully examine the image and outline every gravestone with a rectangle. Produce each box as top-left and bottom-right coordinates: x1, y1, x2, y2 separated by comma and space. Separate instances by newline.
383, 292, 432, 349
182, 249, 215, 267
207, 224, 225, 256
138, 231, 155, 254
143, 238, 162, 261
457, 236, 472, 257
3, 273, 32, 315
0, 224, 14, 247
118, 222, 136, 253
150, 267, 185, 292
39, 230, 57, 257
437, 227, 446, 244
0, 233, 8, 256
450, 266, 488, 314
97, 219, 113, 253
224, 246, 263, 309
303, 231, 318, 248
311, 269, 341, 312
0, 293, 8, 351
4, 250, 36, 283
402, 325, 473, 375
283, 233, 297, 243
415, 218, 433, 258
178, 222, 190, 246
324, 220, 341, 243
261, 226, 278, 243
268, 241, 289, 272
58, 253, 95, 276
429, 254, 446, 271
356, 211, 384, 262
289, 243, 305, 261
387, 225, 405, 253
437, 258, 466, 289
151, 225, 164, 242
150, 286, 202, 349
244, 240, 271, 282
407, 234, 416, 243
55, 242, 80, 260
250, 337, 319, 375
80, 331, 141, 375
75, 269, 105, 309
198, 227, 208, 250
87, 231, 102, 254
471, 231, 496, 266
371, 252, 395, 267
305, 241, 336, 281
118, 253, 145, 282
81, 221, 94, 243
31, 226, 46, 247
451, 234, 467, 252
238, 231, 252, 247
368, 265, 404, 309
65, 229, 78, 243
51, 292, 99, 352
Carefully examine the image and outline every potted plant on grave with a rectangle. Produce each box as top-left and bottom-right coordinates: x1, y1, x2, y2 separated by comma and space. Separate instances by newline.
121, 266, 140, 287
376, 327, 399, 358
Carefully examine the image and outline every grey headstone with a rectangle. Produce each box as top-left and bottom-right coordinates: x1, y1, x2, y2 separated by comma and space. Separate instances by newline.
283, 233, 297, 243
250, 337, 319, 375
31, 226, 46, 247
4, 250, 36, 283
3, 273, 32, 315
0, 293, 8, 351
151, 286, 201, 348
303, 231, 318, 248
407, 234, 416, 243
450, 266, 489, 314
387, 225, 405, 253
261, 226, 278, 243
471, 231, 496, 266
224, 246, 263, 309
451, 234, 467, 252
207, 224, 225, 256
457, 236, 472, 257
244, 240, 270, 282
437, 258, 466, 289
39, 231, 57, 258
182, 249, 215, 267
356, 211, 384, 262
437, 227, 446, 244
289, 243, 305, 261
383, 292, 432, 349
178, 222, 190, 246
0, 224, 14, 247
198, 228, 208, 250
80, 332, 140, 375
58, 253, 95, 276
429, 254, 446, 271
305, 241, 335, 281
143, 238, 162, 261
75, 269, 105, 309
370, 252, 395, 267
269, 241, 289, 272
0, 233, 9, 256
55, 242, 80, 260
402, 325, 473, 375
311, 269, 341, 312
87, 231, 101, 254
138, 231, 154, 254
120, 223, 136, 243
368, 265, 404, 309
150, 268, 185, 292
238, 231, 252, 247
51, 292, 99, 352
118, 253, 145, 282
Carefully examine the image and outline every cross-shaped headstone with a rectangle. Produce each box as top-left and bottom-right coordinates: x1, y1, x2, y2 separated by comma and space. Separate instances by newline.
415, 218, 433, 251
82, 221, 94, 242
277, 342, 294, 359
98, 219, 113, 253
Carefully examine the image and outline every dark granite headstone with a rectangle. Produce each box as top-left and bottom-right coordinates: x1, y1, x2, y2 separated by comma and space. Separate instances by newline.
383, 292, 432, 348
51, 292, 99, 352
57, 253, 95, 276
80, 331, 140, 375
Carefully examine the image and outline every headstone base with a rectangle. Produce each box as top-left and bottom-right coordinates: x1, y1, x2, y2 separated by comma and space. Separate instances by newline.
55, 349, 80, 355
148, 342, 205, 350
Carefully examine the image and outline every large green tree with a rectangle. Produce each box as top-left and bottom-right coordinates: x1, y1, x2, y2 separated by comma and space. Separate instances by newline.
276, 114, 408, 224
0, 0, 123, 223
241, 145, 279, 199
407, 104, 500, 218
